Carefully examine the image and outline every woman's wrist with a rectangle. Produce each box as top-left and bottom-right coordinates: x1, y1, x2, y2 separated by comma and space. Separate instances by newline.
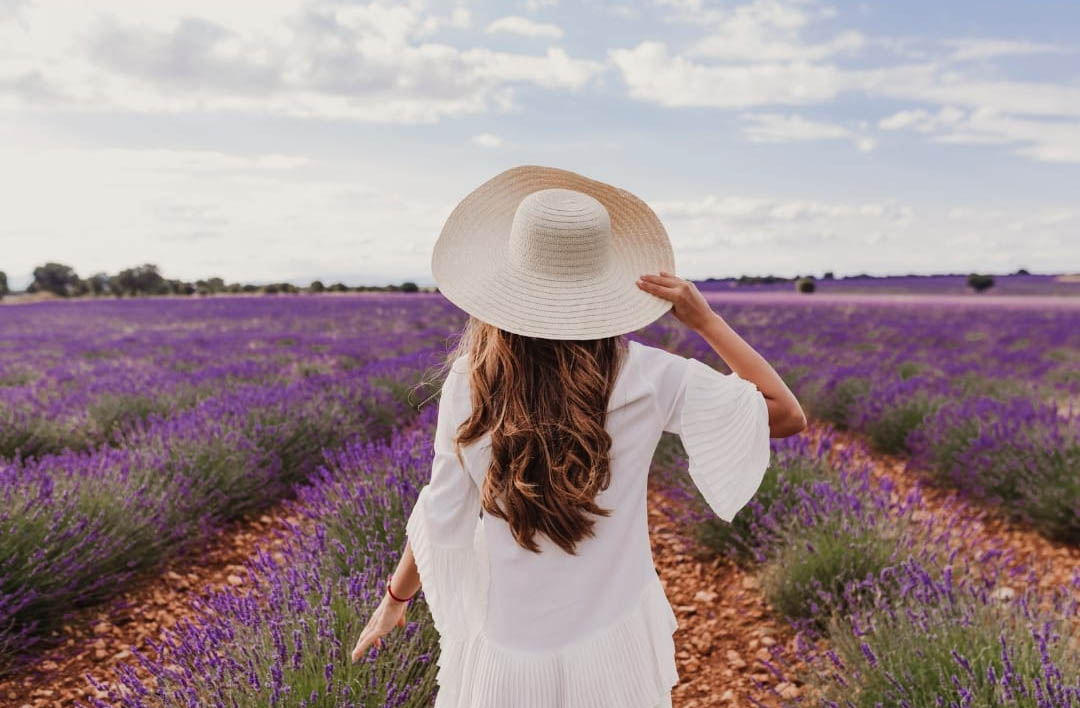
386, 575, 414, 603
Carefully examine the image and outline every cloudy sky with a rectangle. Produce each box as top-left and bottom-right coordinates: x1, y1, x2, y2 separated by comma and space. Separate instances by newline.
2, 0, 1078, 289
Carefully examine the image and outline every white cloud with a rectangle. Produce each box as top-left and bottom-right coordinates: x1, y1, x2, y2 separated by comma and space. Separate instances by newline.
608, 5, 641, 20
644, 188, 1078, 279
879, 106, 1080, 163
645, 191, 916, 272
524, 0, 559, 12
943, 38, 1075, 62
739, 112, 875, 151
448, 7, 471, 28
599, 0, 1080, 164
484, 15, 564, 39
471, 132, 504, 147
609, 41, 847, 108
0, 145, 449, 284
653, 193, 912, 224
0, 1, 600, 122
856, 65, 1080, 119
663, 0, 866, 62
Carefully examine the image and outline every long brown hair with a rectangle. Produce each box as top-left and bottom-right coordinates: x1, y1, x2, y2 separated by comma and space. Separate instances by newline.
433, 316, 628, 555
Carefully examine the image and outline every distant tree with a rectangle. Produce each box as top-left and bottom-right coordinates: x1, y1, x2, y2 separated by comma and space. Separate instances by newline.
309, 280, 325, 293
167, 279, 196, 295
196, 277, 226, 294
87, 272, 111, 296
114, 264, 168, 296
227, 282, 242, 293
400, 281, 419, 293
1014, 267, 1030, 276
0, 271, 8, 299
263, 283, 280, 294
328, 282, 349, 292
796, 277, 816, 294
29, 262, 81, 297
823, 271, 834, 280
242, 284, 258, 293
967, 273, 995, 292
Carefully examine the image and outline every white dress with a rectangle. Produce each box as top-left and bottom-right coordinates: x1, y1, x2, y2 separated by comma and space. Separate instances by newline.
405, 339, 772, 708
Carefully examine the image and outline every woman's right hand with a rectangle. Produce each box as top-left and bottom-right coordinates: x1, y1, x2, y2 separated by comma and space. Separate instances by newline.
636, 271, 718, 332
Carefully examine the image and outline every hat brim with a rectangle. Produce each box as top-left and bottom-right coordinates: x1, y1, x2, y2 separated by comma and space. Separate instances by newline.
431, 165, 676, 340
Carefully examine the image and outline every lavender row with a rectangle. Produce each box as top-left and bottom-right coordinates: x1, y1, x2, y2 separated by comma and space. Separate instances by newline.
0, 297, 466, 674
0, 295, 462, 459
658, 427, 1080, 706
88, 405, 446, 707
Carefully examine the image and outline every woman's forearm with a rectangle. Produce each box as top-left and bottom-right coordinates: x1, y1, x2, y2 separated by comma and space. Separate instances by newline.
697, 312, 807, 436
389, 540, 421, 600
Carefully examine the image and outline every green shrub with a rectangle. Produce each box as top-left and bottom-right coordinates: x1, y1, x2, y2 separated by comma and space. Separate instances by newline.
760, 509, 906, 627
694, 452, 830, 563
820, 583, 1080, 708
802, 376, 870, 429
861, 391, 945, 455
967, 273, 995, 292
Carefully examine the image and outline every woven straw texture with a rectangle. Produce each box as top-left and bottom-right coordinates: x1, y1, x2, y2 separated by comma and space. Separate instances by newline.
431, 164, 676, 340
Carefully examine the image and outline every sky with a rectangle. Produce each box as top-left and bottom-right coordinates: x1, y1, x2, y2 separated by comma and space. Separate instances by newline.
1, 0, 1078, 289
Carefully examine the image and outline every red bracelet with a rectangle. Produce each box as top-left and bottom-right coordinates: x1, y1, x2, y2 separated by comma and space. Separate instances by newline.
386, 575, 414, 603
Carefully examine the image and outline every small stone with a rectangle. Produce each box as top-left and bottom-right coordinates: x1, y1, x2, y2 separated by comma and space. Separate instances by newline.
992, 586, 1015, 602
226, 574, 244, 586
777, 682, 801, 699
726, 650, 747, 669
693, 590, 718, 603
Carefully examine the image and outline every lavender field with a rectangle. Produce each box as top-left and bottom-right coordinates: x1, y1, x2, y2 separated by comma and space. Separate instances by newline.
2, 291, 1079, 706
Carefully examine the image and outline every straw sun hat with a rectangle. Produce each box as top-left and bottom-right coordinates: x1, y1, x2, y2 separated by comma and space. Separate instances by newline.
431, 165, 676, 340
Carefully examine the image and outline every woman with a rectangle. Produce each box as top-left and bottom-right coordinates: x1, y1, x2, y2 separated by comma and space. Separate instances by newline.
351, 165, 807, 707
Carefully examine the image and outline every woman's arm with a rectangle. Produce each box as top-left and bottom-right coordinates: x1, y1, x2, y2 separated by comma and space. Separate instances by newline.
389, 540, 421, 600
695, 313, 807, 437
636, 271, 807, 438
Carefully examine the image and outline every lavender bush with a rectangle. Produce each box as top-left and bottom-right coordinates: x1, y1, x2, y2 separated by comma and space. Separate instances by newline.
908, 395, 1080, 542
0, 296, 464, 673
805, 561, 1080, 707
90, 406, 445, 707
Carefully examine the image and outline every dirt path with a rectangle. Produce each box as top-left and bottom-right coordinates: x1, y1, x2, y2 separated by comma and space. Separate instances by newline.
824, 425, 1080, 591
0, 509, 301, 707
647, 484, 802, 707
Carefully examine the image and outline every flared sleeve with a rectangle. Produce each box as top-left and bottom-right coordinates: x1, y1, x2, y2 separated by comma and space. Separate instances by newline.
655, 350, 772, 523
405, 358, 488, 646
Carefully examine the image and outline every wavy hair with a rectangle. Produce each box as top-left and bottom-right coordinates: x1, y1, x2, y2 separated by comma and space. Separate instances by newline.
431, 316, 628, 555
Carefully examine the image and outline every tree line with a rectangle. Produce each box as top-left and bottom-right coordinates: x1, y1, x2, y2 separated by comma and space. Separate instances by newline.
0, 263, 426, 300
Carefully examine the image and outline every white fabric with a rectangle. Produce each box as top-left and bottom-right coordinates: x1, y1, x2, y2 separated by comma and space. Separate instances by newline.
404, 339, 772, 708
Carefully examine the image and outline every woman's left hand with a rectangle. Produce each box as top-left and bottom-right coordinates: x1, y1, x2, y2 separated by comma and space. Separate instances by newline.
350, 593, 408, 662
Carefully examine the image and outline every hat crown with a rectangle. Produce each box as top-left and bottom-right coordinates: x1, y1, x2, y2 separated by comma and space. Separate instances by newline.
507, 188, 611, 279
